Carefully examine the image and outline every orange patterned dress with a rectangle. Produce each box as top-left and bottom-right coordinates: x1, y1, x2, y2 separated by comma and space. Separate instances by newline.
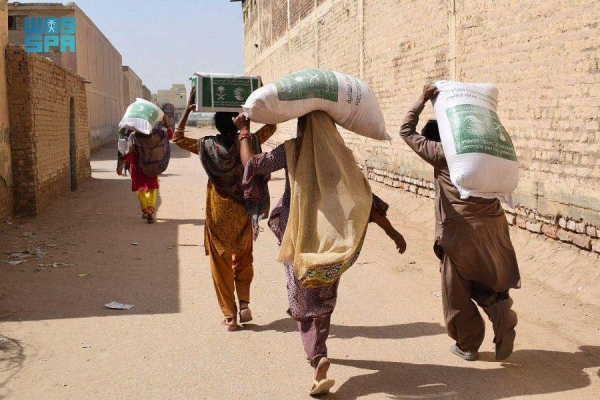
173, 125, 276, 256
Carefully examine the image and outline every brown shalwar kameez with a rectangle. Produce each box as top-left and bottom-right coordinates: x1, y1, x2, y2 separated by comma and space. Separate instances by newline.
400, 101, 521, 353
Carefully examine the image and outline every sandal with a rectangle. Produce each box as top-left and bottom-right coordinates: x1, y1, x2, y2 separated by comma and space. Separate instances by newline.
220, 318, 237, 331
495, 328, 516, 360
309, 379, 335, 396
450, 344, 479, 361
239, 307, 253, 324
309, 357, 334, 395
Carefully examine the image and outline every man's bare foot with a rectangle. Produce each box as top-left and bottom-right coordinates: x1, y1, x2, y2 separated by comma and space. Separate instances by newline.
220, 317, 237, 331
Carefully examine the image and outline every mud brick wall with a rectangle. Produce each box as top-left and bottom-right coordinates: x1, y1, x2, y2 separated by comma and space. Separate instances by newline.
0, 0, 13, 219
241, 0, 600, 254
6, 45, 91, 215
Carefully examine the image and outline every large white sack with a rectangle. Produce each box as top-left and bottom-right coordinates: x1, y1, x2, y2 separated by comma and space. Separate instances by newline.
433, 80, 519, 205
119, 98, 164, 135
243, 69, 390, 140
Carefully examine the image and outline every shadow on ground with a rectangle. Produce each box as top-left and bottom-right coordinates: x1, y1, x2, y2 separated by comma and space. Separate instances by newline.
0, 144, 200, 321
0, 334, 25, 399
244, 318, 446, 340
326, 346, 600, 399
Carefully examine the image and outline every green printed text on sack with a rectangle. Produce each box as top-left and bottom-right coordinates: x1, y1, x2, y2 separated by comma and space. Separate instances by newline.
446, 104, 517, 161
127, 103, 160, 123
275, 69, 338, 102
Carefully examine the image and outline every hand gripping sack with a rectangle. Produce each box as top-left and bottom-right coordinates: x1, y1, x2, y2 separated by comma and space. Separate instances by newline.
133, 130, 171, 177
243, 69, 390, 140
433, 80, 519, 205
119, 98, 164, 135
117, 128, 134, 157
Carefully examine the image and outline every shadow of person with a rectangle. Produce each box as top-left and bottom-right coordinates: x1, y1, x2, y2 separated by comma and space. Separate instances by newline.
243, 318, 446, 341
0, 335, 25, 398
243, 317, 297, 333
330, 346, 600, 399
157, 218, 205, 227
330, 322, 446, 340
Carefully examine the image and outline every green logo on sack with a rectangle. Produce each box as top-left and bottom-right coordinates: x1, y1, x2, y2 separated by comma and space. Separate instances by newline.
128, 103, 160, 124
446, 104, 517, 161
275, 69, 338, 102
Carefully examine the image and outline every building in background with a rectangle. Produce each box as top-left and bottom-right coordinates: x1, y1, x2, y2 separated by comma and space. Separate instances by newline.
122, 65, 142, 107
8, 2, 122, 150
142, 85, 151, 102
156, 84, 186, 122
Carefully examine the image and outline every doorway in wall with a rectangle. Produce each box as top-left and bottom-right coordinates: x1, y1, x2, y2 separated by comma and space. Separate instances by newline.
69, 97, 77, 191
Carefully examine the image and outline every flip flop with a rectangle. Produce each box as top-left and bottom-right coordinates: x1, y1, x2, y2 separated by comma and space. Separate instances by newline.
450, 344, 479, 361
239, 308, 253, 324
309, 378, 335, 396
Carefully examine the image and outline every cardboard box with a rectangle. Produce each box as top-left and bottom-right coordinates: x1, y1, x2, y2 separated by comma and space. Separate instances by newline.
191, 72, 261, 112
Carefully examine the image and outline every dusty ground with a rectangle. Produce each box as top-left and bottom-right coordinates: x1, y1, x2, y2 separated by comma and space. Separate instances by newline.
1, 127, 599, 399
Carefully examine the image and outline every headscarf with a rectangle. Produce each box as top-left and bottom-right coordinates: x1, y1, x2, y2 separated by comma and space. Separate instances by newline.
200, 133, 270, 239
278, 111, 373, 287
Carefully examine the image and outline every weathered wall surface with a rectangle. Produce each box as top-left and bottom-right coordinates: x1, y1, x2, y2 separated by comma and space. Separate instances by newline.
6, 45, 91, 215
242, 0, 600, 253
142, 85, 151, 102
7, 6, 77, 71
74, 6, 123, 151
122, 66, 143, 107
8, 3, 124, 151
0, 0, 12, 219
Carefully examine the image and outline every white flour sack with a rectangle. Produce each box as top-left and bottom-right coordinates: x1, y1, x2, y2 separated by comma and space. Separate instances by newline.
243, 69, 390, 140
119, 98, 164, 135
433, 80, 519, 205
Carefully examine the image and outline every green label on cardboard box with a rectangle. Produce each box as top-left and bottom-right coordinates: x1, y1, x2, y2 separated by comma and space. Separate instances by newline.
446, 104, 517, 161
199, 77, 257, 108
275, 69, 338, 102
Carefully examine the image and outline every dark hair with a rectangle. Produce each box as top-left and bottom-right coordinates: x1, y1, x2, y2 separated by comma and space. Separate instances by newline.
422, 119, 440, 142
213, 112, 238, 135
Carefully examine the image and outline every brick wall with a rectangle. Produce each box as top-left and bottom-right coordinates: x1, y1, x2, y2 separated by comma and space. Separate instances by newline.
0, 0, 12, 220
241, 0, 600, 253
6, 45, 91, 215
7, 3, 124, 152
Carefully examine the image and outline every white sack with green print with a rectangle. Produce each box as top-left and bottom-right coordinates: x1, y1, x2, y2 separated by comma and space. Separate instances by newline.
433, 80, 519, 206
243, 69, 390, 141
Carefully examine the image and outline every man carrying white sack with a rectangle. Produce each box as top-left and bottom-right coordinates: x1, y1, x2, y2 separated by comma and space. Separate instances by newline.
400, 84, 521, 361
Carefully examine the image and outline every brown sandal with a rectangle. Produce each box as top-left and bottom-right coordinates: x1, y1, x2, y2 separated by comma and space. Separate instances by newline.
239, 307, 253, 324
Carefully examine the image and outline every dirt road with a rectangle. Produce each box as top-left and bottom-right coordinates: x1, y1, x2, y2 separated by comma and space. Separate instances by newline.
1, 128, 599, 399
